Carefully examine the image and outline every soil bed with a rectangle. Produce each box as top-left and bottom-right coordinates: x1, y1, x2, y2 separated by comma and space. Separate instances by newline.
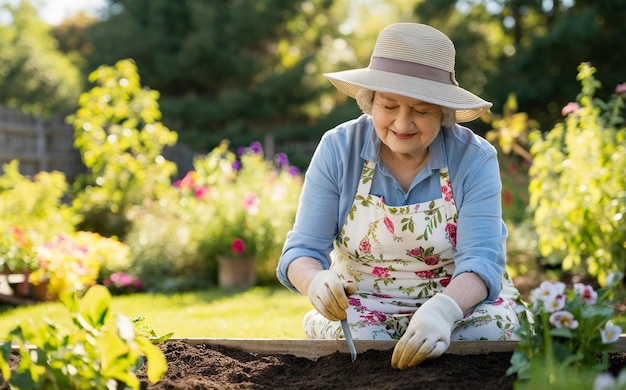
134, 340, 626, 390
1, 339, 625, 389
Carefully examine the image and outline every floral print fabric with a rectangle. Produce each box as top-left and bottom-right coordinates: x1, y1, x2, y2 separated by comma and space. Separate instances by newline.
303, 160, 523, 341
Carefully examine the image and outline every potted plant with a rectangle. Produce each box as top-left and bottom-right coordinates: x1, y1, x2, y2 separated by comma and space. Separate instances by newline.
29, 231, 130, 300
177, 140, 302, 289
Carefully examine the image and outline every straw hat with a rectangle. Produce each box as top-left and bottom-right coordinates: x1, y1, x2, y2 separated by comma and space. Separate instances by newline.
324, 23, 492, 123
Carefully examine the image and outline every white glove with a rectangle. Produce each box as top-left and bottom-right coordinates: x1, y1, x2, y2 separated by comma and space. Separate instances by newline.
391, 293, 463, 370
307, 270, 357, 321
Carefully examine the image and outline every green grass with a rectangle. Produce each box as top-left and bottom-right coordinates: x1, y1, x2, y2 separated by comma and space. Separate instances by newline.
0, 286, 312, 339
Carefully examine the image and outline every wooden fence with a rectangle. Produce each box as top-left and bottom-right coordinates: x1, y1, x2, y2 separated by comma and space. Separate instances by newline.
0, 105, 84, 180
0, 104, 317, 183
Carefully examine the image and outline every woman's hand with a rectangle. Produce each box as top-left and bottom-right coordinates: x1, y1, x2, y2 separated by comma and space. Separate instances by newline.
391, 293, 462, 369
308, 270, 357, 321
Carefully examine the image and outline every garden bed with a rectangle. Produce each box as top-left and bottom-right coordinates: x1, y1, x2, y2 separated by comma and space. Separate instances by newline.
132, 338, 626, 390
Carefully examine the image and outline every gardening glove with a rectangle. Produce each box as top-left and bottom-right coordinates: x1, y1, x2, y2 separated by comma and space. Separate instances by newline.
307, 270, 357, 321
391, 293, 463, 370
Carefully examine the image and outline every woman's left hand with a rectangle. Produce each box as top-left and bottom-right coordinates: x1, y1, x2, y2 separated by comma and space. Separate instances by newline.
391, 293, 463, 369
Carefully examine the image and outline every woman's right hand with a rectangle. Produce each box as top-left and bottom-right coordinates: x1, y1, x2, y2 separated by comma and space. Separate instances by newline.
307, 270, 357, 321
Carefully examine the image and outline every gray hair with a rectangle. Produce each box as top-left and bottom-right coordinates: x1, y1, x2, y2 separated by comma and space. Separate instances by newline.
355, 89, 456, 128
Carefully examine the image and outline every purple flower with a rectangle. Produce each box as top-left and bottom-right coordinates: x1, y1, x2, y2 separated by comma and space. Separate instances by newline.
231, 160, 242, 171
249, 141, 263, 155
287, 166, 300, 176
275, 152, 289, 167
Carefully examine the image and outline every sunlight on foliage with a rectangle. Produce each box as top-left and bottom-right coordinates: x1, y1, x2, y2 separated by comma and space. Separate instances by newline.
528, 62, 626, 285
68, 58, 178, 238
0, 285, 168, 389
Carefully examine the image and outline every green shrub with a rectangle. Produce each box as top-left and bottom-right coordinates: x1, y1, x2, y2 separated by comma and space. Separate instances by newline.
68, 59, 178, 239
0, 160, 76, 240
124, 197, 219, 292
0, 285, 168, 389
528, 63, 626, 284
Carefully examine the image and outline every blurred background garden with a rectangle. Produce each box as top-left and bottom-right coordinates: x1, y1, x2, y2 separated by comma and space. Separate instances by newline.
0, 0, 624, 336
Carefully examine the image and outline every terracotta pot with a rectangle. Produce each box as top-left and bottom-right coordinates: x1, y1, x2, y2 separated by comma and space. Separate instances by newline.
8, 271, 31, 297
217, 255, 257, 289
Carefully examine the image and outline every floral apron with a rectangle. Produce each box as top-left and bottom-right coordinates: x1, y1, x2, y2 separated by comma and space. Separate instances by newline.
303, 160, 524, 341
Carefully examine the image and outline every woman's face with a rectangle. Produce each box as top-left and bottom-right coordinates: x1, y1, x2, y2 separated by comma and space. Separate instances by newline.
371, 92, 443, 159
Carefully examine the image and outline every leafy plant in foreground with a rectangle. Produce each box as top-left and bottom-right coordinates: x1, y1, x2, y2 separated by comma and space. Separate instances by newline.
0, 285, 169, 389
508, 273, 625, 389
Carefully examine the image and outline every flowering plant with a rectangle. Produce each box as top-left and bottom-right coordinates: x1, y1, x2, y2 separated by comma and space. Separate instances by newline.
29, 231, 131, 298
528, 63, 626, 283
175, 140, 302, 263
103, 271, 143, 295
0, 226, 37, 273
508, 273, 624, 388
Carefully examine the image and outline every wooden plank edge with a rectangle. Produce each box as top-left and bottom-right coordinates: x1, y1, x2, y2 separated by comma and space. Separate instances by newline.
178, 335, 626, 361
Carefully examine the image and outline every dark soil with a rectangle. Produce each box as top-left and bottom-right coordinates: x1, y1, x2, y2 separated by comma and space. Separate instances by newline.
133, 340, 626, 390
1, 340, 625, 389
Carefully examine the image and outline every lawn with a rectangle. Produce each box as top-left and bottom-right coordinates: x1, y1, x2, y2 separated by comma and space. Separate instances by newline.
0, 286, 312, 339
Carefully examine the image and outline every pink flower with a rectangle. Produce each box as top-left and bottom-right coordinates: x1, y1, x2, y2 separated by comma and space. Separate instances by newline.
445, 223, 457, 246
359, 238, 372, 254
243, 193, 259, 215
348, 297, 362, 307
231, 238, 246, 255
194, 186, 210, 200
441, 185, 453, 201
372, 266, 390, 278
615, 83, 626, 95
383, 216, 394, 234
423, 255, 440, 266
416, 270, 436, 279
561, 102, 580, 117
407, 248, 421, 258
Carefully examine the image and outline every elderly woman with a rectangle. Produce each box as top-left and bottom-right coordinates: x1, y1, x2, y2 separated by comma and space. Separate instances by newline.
276, 23, 526, 370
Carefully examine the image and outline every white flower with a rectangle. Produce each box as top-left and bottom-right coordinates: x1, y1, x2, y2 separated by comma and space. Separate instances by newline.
594, 370, 626, 390
594, 373, 617, 390
601, 321, 622, 344
574, 283, 598, 305
549, 310, 579, 329
116, 314, 135, 341
605, 271, 624, 288
532, 281, 557, 305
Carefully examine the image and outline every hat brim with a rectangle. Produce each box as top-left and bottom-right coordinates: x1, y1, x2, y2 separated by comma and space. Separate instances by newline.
324, 68, 492, 123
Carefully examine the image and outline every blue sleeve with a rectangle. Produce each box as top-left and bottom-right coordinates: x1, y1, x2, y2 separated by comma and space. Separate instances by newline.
276, 132, 343, 293
275, 116, 369, 293
449, 133, 507, 302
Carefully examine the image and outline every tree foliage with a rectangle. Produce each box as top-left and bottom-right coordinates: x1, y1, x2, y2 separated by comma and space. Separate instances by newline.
0, 0, 82, 117
85, 0, 343, 150
483, 0, 626, 130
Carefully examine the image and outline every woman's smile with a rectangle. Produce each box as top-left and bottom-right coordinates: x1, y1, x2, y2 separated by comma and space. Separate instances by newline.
391, 130, 417, 140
